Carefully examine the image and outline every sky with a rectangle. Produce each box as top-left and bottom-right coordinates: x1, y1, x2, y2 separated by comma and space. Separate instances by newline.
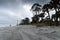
0, 0, 55, 26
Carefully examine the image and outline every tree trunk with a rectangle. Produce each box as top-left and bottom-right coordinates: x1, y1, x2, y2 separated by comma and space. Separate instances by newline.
47, 11, 51, 26
36, 11, 37, 15
55, 9, 58, 26
48, 12, 50, 19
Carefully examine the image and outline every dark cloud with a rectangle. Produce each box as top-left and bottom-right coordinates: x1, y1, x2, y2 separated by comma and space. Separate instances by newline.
21, 0, 51, 5
0, 0, 51, 8
0, 0, 51, 25
0, 0, 51, 5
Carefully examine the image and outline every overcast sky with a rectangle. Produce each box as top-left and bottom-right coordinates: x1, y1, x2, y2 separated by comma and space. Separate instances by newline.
0, 0, 54, 26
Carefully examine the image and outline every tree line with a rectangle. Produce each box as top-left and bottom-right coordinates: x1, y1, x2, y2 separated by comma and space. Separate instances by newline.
20, 0, 60, 26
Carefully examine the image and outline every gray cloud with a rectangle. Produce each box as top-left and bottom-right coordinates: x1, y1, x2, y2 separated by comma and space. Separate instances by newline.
22, 0, 50, 4
0, 0, 51, 6
0, 0, 51, 25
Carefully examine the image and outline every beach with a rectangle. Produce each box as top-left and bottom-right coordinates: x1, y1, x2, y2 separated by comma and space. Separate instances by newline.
0, 25, 60, 40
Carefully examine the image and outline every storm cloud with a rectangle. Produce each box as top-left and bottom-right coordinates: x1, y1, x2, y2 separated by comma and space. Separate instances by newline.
0, 0, 50, 26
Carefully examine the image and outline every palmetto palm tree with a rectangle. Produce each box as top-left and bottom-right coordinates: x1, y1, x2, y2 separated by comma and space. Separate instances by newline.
31, 3, 41, 23
31, 3, 41, 15
49, 0, 60, 26
42, 4, 50, 19
52, 14, 56, 21
31, 15, 39, 23
52, 11, 60, 25
37, 13, 45, 23
20, 18, 30, 25
38, 13, 44, 20
42, 4, 52, 25
49, 0, 60, 11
